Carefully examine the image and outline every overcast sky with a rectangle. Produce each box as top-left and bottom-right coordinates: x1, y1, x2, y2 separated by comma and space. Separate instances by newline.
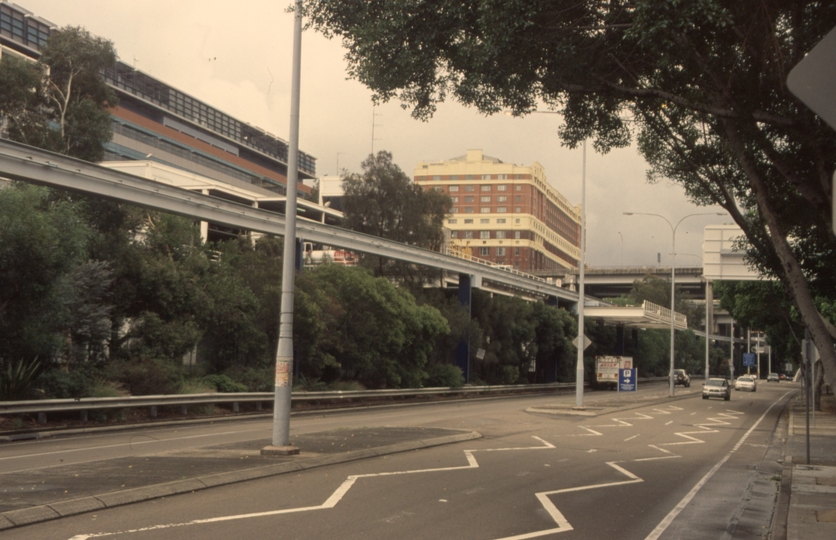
22, 0, 731, 268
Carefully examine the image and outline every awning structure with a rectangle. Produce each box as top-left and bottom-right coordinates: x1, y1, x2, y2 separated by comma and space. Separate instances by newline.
584, 301, 688, 331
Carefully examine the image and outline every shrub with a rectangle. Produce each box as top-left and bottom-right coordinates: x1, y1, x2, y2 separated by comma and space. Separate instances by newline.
112, 358, 182, 395
202, 374, 247, 393
0, 358, 42, 400
34, 367, 90, 399
423, 363, 464, 388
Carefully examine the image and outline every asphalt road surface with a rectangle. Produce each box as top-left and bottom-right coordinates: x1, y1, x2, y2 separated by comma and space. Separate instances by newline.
0, 382, 794, 539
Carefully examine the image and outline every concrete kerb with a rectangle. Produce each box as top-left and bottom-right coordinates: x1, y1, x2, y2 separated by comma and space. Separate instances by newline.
0, 429, 481, 531
526, 387, 700, 417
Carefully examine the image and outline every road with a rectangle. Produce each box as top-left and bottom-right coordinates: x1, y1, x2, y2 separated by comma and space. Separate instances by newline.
0, 382, 795, 539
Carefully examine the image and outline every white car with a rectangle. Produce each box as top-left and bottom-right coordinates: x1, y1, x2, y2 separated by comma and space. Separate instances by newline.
735, 376, 757, 392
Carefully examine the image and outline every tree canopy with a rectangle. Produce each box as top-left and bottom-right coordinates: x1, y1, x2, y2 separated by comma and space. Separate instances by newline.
0, 25, 117, 161
342, 151, 451, 281
302, 0, 836, 388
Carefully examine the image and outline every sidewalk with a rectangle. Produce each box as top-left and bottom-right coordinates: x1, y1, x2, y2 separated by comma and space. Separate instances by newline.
0, 426, 480, 530
781, 391, 836, 540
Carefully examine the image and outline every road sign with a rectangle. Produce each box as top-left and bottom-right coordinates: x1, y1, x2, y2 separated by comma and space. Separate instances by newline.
788, 25, 836, 131
619, 368, 637, 392
743, 352, 756, 367
573, 334, 592, 351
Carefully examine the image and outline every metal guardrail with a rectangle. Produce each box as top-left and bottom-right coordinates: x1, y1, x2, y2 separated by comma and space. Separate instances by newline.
0, 379, 669, 423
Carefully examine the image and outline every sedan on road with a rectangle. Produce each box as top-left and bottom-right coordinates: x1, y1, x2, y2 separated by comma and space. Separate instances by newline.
703, 378, 731, 400
734, 376, 757, 392
767, 373, 780, 382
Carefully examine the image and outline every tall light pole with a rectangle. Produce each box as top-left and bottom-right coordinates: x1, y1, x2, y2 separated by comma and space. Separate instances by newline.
576, 140, 587, 408
623, 211, 724, 397
264, 0, 303, 454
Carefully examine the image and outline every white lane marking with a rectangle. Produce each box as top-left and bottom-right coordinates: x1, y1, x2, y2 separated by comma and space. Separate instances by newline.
643, 391, 791, 540
665, 421, 673, 426
624, 435, 638, 442
0, 428, 270, 464
68, 436, 556, 539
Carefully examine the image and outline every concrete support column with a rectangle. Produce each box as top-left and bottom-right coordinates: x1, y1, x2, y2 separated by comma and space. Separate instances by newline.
199, 189, 209, 242
456, 274, 473, 383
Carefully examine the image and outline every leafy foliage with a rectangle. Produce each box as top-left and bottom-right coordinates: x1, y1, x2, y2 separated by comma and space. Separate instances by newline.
342, 151, 451, 283
302, 0, 836, 388
0, 357, 41, 401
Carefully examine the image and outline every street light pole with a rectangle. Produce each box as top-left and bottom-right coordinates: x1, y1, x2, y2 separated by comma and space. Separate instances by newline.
623, 211, 724, 397
576, 140, 587, 408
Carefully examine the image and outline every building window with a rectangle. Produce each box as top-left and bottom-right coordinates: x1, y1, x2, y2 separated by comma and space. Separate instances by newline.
498, 174, 507, 179
464, 218, 474, 224
515, 219, 521, 224
497, 184, 507, 191
451, 197, 458, 203
481, 196, 491, 202
497, 196, 507, 202
450, 208, 459, 213
433, 186, 443, 191
496, 231, 506, 239
515, 231, 521, 239
480, 231, 490, 239
515, 207, 521, 213
480, 218, 490, 224
480, 247, 490, 256
464, 207, 474, 213
497, 218, 506, 224
497, 247, 506, 256
450, 175, 458, 180
481, 185, 491, 191
482, 174, 491, 180
449, 185, 459, 192
466, 175, 475, 180
516, 185, 522, 191
515, 248, 520, 255
451, 231, 458, 238
497, 207, 507, 213
515, 195, 522, 202
448, 219, 458, 224
480, 207, 491, 213
464, 196, 474, 203
465, 185, 475, 192
433, 175, 441, 180
464, 231, 474, 239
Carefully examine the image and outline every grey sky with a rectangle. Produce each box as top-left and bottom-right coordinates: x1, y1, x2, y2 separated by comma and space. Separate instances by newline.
22, 0, 730, 269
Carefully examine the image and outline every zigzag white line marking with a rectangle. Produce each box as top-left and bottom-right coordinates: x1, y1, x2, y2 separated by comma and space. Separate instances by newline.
68, 436, 557, 540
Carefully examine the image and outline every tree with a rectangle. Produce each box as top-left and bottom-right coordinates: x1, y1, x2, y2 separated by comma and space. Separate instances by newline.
342, 151, 451, 282
303, 0, 836, 389
0, 25, 117, 162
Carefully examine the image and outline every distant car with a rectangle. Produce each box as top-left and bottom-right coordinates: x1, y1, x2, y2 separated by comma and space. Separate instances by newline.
767, 373, 780, 382
780, 374, 787, 381
673, 369, 691, 387
703, 378, 731, 400
735, 376, 757, 392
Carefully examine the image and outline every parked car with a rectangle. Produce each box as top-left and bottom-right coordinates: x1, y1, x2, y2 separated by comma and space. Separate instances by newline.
673, 369, 691, 387
735, 376, 757, 392
703, 378, 731, 400
767, 373, 780, 382
780, 374, 787, 381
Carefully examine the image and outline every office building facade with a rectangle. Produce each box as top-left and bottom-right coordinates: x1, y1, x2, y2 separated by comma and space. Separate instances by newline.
414, 150, 581, 273
0, 1, 316, 202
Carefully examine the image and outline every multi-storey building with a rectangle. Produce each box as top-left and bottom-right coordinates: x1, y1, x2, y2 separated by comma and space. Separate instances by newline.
414, 149, 581, 273
0, 1, 333, 240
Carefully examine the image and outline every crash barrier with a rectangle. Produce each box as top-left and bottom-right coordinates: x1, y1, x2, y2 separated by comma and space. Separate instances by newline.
0, 378, 669, 424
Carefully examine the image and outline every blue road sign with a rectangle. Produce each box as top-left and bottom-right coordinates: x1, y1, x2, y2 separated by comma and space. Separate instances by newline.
619, 368, 637, 392
743, 353, 756, 367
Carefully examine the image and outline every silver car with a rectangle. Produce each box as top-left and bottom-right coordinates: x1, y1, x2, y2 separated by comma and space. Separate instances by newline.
703, 378, 731, 401
734, 376, 757, 392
